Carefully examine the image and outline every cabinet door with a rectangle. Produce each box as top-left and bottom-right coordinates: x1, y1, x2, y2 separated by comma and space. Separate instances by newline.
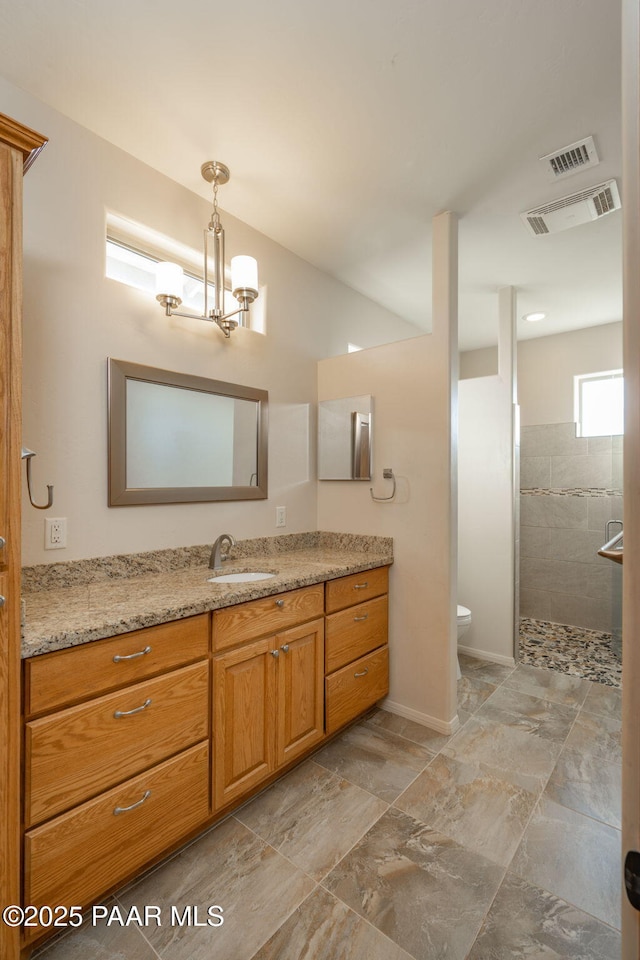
213, 637, 277, 811
276, 618, 324, 767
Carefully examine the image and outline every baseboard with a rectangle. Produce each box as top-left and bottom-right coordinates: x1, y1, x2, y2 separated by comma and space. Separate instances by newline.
378, 698, 460, 736
457, 644, 516, 667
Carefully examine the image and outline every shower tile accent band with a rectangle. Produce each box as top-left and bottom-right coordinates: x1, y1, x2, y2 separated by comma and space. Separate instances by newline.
521, 488, 623, 497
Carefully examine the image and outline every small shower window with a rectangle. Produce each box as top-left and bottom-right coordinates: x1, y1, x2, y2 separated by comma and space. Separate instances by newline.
575, 370, 624, 437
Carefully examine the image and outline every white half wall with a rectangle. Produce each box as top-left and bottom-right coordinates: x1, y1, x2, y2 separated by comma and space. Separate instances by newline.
458, 288, 517, 662
317, 213, 458, 729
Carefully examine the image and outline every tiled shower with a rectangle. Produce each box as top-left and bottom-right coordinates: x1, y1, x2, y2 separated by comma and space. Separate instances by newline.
519, 422, 622, 683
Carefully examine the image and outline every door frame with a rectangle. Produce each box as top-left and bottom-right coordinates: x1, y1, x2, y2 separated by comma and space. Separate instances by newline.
0, 114, 47, 960
622, 2, 640, 956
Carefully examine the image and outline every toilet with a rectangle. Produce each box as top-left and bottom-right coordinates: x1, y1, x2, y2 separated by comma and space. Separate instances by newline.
456, 604, 472, 680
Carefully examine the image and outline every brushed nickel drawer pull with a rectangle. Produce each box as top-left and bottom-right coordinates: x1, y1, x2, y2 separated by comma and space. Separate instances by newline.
113, 790, 151, 815
275, 599, 285, 607
113, 645, 152, 663
281, 643, 290, 653
354, 668, 369, 678
353, 615, 369, 622
353, 582, 368, 590
114, 698, 152, 718
271, 649, 280, 658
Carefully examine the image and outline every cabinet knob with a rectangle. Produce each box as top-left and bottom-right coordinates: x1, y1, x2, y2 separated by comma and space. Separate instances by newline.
0, 536, 6, 550
275, 599, 285, 608
0, 596, 5, 608
281, 644, 290, 653
271, 649, 280, 658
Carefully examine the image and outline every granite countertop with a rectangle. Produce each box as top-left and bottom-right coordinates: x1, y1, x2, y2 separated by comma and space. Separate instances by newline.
21, 533, 393, 659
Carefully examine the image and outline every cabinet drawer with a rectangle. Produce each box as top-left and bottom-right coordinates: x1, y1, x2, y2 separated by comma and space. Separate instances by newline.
325, 595, 388, 674
325, 646, 389, 735
24, 742, 209, 923
325, 566, 389, 613
24, 614, 210, 716
212, 583, 324, 651
25, 661, 209, 827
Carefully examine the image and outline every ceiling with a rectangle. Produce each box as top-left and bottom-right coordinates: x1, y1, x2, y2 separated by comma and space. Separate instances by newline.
0, 0, 623, 350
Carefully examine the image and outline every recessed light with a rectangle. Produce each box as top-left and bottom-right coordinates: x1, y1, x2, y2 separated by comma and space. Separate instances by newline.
523, 312, 546, 322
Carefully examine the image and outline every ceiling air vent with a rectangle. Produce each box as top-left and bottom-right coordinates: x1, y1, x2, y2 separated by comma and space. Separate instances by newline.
520, 179, 621, 237
540, 136, 599, 181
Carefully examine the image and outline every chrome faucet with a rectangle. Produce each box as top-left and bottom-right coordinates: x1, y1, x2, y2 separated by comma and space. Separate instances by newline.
209, 533, 236, 570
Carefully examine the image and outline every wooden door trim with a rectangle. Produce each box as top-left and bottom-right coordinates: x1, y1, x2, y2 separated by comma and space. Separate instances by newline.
0, 115, 46, 960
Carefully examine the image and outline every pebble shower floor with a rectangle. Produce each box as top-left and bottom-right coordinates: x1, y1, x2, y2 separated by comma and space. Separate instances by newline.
519, 618, 621, 688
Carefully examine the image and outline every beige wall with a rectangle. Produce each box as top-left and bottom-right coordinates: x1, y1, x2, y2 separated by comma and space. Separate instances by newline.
317, 213, 459, 732
2, 78, 419, 565
461, 322, 622, 426
317, 337, 456, 729
518, 322, 622, 425
459, 345, 498, 380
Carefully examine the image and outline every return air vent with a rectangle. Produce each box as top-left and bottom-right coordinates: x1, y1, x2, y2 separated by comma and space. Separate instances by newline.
540, 136, 599, 181
520, 179, 621, 236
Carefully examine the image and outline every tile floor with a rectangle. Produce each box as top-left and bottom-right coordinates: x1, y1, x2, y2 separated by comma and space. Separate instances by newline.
37, 655, 622, 960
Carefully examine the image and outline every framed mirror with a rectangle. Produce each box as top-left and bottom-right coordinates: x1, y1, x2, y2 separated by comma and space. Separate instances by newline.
318, 395, 373, 480
108, 359, 268, 505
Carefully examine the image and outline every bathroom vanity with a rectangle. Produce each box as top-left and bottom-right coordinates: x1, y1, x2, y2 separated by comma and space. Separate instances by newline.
19, 537, 391, 950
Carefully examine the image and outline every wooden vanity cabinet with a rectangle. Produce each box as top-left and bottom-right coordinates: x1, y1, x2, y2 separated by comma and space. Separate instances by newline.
22, 567, 389, 951
22, 615, 211, 936
324, 566, 390, 734
212, 588, 324, 810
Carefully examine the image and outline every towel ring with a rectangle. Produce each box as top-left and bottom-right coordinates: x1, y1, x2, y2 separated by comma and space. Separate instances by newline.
370, 469, 396, 502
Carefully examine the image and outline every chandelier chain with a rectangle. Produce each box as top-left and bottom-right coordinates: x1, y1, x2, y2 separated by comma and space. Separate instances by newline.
210, 177, 221, 233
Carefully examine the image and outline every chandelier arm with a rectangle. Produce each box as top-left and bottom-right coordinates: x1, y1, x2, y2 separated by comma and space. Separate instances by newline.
163, 304, 246, 324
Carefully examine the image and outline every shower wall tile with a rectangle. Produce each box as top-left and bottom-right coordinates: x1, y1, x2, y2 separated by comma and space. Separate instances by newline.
548, 595, 613, 633
520, 559, 612, 602
520, 527, 551, 560
520, 457, 551, 489
545, 529, 611, 565
588, 437, 612, 455
519, 422, 622, 632
588, 497, 624, 534
520, 495, 588, 530
550, 455, 612, 490
520, 423, 588, 458
612, 455, 623, 489
520, 587, 552, 621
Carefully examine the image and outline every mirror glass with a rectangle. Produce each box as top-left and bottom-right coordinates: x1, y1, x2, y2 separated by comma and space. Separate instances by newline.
318, 395, 373, 480
108, 359, 268, 504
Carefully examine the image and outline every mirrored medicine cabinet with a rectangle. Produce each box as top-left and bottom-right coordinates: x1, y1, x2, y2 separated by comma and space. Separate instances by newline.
317, 395, 373, 480
108, 358, 268, 505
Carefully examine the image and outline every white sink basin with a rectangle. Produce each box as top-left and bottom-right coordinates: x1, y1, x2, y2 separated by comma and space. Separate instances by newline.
207, 571, 276, 583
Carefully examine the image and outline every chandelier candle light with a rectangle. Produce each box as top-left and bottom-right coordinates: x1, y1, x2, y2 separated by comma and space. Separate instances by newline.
155, 161, 259, 338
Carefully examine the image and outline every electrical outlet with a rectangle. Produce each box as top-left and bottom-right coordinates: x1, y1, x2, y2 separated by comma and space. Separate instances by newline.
45, 517, 67, 550
276, 506, 286, 528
